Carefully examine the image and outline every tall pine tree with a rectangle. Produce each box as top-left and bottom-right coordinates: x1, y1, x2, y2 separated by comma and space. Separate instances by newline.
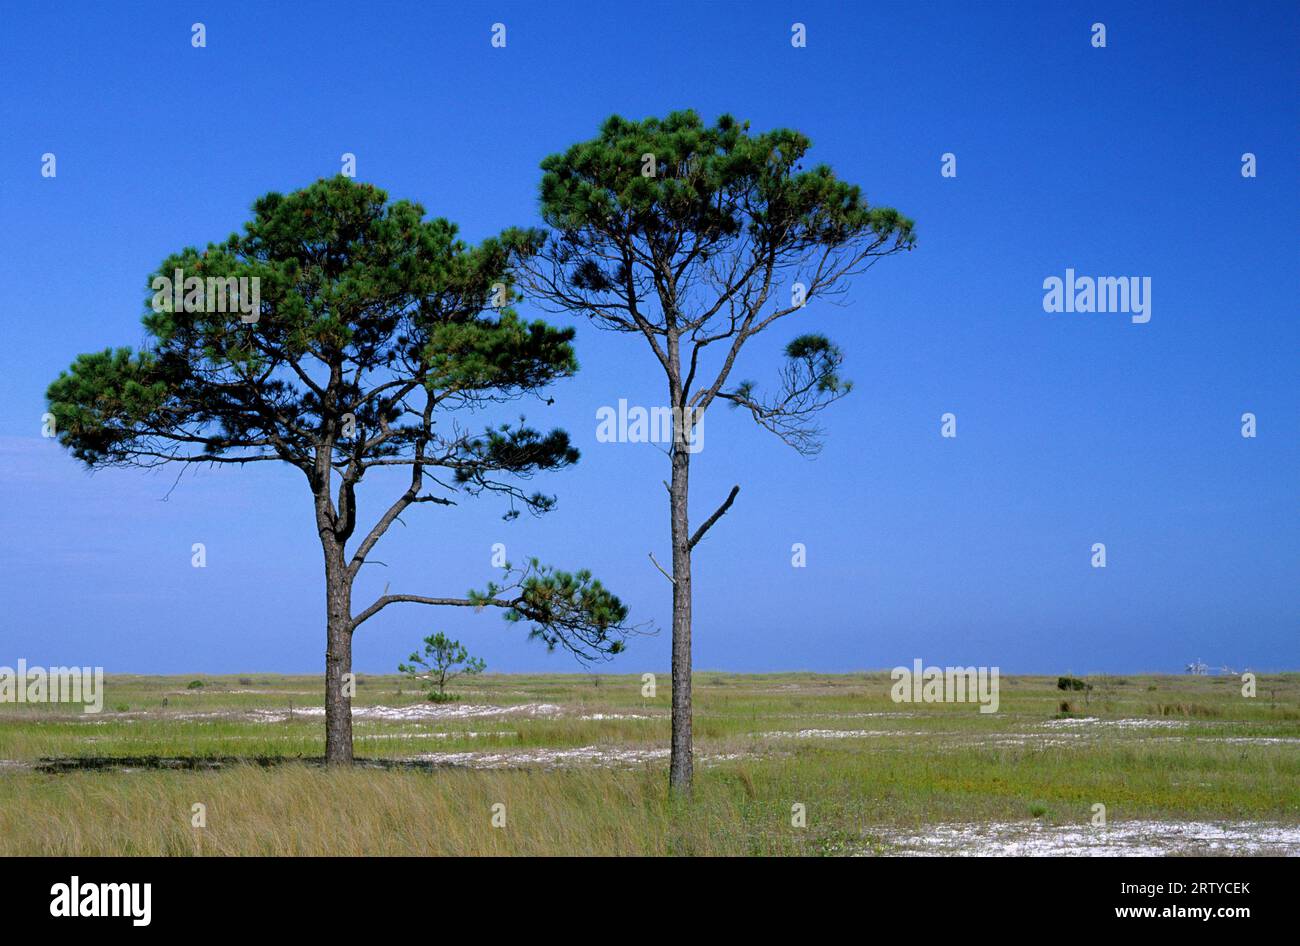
47, 176, 631, 764
511, 112, 914, 791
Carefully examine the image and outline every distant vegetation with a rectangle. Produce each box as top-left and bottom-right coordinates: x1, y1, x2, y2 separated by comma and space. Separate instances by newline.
398, 633, 486, 703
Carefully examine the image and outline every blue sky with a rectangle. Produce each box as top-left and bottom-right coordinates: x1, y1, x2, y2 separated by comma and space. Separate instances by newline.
0, 1, 1295, 675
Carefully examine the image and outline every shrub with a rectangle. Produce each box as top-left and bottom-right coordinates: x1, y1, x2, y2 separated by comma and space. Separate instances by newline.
399, 632, 486, 701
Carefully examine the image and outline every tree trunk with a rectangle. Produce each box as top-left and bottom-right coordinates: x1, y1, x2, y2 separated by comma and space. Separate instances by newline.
668, 443, 693, 793
323, 544, 353, 766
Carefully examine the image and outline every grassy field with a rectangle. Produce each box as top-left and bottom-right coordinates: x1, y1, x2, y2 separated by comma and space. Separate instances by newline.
1, 671, 1297, 855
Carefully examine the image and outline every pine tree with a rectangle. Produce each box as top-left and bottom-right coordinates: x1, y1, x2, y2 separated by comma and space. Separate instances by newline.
510, 112, 914, 791
47, 176, 631, 765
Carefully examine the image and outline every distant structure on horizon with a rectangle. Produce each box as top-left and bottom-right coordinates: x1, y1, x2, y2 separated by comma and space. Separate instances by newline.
1185, 660, 1209, 676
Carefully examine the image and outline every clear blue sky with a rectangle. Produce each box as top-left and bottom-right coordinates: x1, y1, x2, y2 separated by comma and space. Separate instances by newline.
1, 1, 1295, 675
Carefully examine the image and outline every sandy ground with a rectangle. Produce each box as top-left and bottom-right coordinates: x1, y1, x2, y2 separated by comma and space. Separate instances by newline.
1042, 717, 1188, 729
761, 729, 907, 739
415, 745, 671, 768
410, 745, 748, 769
243, 702, 565, 723
578, 712, 658, 720
731, 721, 1300, 751
358, 731, 516, 741
873, 819, 1300, 856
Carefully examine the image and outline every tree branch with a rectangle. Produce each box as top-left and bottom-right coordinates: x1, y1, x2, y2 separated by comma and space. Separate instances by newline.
648, 551, 676, 584
689, 485, 740, 549
351, 593, 512, 630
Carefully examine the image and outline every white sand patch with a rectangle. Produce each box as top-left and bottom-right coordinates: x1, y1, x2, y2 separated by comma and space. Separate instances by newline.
244, 702, 563, 723
356, 702, 562, 721
967, 732, 1300, 751
227, 689, 314, 695
759, 712, 922, 720
410, 746, 748, 770
1211, 736, 1300, 746
874, 820, 1300, 856
358, 731, 514, 741
1024, 720, 1300, 748
416, 745, 667, 768
760, 729, 909, 739
1042, 717, 1188, 730
170, 711, 238, 721
975, 733, 1089, 749
579, 713, 658, 721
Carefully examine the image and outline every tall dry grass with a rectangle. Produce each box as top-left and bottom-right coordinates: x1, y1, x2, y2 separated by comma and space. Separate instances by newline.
0, 763, 798, 856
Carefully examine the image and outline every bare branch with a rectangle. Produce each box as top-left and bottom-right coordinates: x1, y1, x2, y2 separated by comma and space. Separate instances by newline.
351, 592, 510, 630
689, 485, 740, 549
648, 551, 676, 584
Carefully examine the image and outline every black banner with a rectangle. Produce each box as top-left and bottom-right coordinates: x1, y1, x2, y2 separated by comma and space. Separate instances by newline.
5, 856, 1289, 931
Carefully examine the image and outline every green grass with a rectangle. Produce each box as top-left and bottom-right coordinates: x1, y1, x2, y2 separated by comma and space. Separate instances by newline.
1, 671, 1297, 854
